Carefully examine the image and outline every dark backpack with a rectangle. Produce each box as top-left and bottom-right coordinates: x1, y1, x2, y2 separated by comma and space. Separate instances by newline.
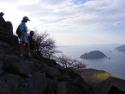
16, 26, 21, 37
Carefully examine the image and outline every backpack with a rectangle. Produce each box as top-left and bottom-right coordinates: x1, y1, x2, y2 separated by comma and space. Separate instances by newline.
16, 26, 21, 37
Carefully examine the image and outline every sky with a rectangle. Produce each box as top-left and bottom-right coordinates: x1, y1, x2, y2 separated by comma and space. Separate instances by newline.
0, 0, 125, 45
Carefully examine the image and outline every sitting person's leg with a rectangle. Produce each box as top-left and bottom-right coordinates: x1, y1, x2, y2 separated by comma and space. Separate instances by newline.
19, 42, 25, 56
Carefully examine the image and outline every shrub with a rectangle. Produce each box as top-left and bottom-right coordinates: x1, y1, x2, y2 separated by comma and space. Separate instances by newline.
34, 32, 56, 58
56, 54, 86, 69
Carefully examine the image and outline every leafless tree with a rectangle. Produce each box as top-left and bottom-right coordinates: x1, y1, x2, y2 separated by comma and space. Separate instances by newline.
34, 32, 56, 58
56, 54, 86, 69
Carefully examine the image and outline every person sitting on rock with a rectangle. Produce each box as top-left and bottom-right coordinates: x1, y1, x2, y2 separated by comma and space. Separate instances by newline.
17, 16, 31, 57
28, 31, 36, 55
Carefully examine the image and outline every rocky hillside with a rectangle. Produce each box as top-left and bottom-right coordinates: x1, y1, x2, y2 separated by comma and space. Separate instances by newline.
0, 14, 125, 94
0, 15, 93, 94
0, 39, 94, 94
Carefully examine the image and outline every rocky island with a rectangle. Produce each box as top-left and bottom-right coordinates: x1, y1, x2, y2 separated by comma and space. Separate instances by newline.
80, 50, 107, 59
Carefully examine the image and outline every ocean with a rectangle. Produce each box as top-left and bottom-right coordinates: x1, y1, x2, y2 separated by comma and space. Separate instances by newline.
55, 44, 125, 80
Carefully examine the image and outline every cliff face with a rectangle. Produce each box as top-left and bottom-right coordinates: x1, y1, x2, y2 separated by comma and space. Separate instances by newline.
0, 17, 93, 94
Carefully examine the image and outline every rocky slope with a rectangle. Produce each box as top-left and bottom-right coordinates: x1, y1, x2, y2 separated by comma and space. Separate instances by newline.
0, 39, 94, 94
0, 14, 125, 94
0, 17, 93, 94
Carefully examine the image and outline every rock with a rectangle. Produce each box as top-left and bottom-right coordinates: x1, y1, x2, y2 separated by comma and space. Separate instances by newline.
108, 86, 125, 94
3, 55, 34, 77
0, 73, 21, 94
0, 12, 5, 31
56, 81, 67, 94
92, 77, 125, 94
45, 66, 61, 79
0, 13, 16, 46
80, 50, 107, 59
60, 68, 94, 94
4, 21, 13, 35
17, 72, 48, 94
44, 79, 58, 94
67, 82, 93, 94
0, 12, 13, 35
95, 79, 112, 94
32, 72, 47, 94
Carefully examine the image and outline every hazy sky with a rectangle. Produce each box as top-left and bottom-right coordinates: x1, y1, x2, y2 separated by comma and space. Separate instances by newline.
0, 0, 125, 45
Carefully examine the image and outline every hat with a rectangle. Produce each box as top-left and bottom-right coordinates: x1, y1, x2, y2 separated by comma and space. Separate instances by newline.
23, 16, 30, 21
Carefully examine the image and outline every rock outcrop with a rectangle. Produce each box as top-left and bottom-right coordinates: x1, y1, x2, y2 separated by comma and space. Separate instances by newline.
80, 50, 107, 59
0, 12, 17, 46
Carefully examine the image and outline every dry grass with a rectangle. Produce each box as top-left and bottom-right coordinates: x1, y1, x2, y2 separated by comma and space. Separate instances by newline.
92, 72, 111, 81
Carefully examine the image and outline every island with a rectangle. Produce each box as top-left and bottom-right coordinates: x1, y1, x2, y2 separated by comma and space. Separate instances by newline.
80, 50, 107, 59
116, 44, 125, 53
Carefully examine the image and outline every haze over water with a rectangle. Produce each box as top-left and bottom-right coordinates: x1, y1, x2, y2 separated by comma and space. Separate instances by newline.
56, 44, 125, 80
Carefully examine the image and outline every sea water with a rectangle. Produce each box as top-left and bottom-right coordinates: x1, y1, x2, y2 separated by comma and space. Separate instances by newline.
55, 44, 125, 79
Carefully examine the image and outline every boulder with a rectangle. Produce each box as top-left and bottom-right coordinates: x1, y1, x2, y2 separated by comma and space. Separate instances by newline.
108, 86, 125, 94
